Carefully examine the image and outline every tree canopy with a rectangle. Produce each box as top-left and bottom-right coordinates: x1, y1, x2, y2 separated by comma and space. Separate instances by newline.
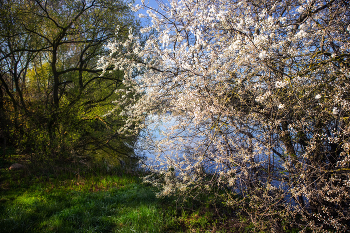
0, 0, 140, 165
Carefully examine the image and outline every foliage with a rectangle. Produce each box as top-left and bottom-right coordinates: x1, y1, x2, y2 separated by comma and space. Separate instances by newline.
100, 0, 350, 231
0, 0, 140, 165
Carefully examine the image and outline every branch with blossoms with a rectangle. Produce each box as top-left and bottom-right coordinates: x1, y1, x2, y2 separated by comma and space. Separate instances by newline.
100, 0, 350, 231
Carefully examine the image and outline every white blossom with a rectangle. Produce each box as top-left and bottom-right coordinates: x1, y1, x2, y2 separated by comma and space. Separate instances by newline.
275, 81, 288, 88
259, 50, 268, 60
296, 5, 304, 13
99, 0, 350, 230
315, 94, 322, 99
333, 107, 339, 115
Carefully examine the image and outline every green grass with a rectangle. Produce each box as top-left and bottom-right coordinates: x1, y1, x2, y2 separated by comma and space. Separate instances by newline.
0, 155, 249, 233
0, 173, 173, 232
0, 153, 180, 233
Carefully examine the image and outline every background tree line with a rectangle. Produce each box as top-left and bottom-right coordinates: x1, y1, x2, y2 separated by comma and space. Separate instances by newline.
0, 0, 140, 166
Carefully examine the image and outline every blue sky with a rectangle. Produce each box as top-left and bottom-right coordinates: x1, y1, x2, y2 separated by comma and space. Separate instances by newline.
134, 0, 161, 11
134, 0, 162, 26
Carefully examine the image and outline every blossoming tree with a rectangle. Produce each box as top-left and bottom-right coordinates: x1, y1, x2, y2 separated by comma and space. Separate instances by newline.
100, 0, 350, 230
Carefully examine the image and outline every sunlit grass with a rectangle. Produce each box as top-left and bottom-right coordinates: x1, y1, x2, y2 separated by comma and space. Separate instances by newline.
0, 154, 177, 233
0, 155, 251, 233
0, 172, 172, 233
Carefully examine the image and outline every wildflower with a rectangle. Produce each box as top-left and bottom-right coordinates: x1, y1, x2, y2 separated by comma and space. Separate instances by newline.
315, 94, 321, 100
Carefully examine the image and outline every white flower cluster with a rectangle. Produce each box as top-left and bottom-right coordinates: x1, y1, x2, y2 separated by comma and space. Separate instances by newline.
275, 81, 288, 88
99, 0, 350, 230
